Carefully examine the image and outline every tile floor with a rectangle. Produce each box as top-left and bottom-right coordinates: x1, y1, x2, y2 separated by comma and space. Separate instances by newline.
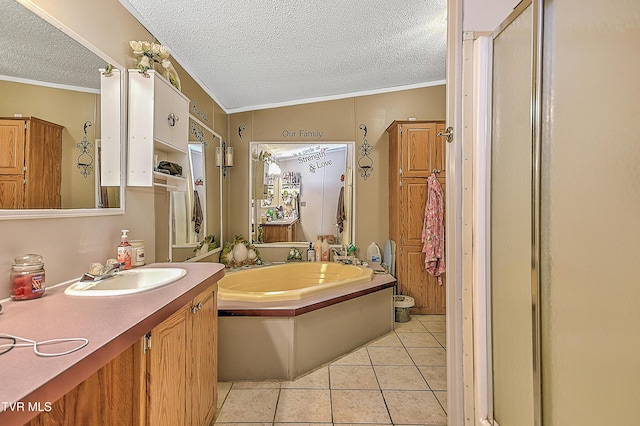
214, 314, 447, 426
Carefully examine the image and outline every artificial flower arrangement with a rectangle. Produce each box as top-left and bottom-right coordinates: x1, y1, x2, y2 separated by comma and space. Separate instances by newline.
129, 40, 181, 90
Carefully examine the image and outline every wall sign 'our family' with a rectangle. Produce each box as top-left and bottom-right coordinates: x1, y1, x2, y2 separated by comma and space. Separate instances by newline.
281, 129, 323, 138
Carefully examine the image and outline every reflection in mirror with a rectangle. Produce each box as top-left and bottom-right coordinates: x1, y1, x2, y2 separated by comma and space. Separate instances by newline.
250, 142, 354, 246
172, 144, 206, 245
172, 120, 223, 258
0, 0, 122, 212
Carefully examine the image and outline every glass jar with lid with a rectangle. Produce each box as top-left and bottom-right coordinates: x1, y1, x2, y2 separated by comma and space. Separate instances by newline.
10, 254, 46, 300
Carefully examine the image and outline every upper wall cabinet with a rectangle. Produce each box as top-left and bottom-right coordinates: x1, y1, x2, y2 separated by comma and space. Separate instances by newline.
128, 70, 189, 191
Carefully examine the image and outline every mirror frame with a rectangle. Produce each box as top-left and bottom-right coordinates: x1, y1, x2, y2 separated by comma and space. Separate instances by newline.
0, 0, 125, 220
248, 140, 356, 248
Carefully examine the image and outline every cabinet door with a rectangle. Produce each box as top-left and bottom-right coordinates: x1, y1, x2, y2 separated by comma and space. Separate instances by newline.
153, 75, 188, 151
0, 119, 25, 175
171, 93, 189, 152
0, 175, 24, 209
147, 306, 189, 426
401, 122, 440, 178
26, 343, 140, 426
399, 177, 446, 314
153, 75, 176, 146
401, 178, 429, 246
188, 288, 218, 426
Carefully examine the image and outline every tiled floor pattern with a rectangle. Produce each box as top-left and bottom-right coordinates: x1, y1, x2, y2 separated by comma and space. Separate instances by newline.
215, 314, 447, 426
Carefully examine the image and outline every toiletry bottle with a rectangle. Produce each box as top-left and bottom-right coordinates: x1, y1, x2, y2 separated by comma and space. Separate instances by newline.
314, 239, 322, 261
117, 229, 132, 270
367, 242, 381, 263
321, 239, 329, 261
306, 242, 316, 262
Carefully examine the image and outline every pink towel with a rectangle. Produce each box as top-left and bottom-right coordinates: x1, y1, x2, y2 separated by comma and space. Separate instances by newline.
422, 174, 445, 285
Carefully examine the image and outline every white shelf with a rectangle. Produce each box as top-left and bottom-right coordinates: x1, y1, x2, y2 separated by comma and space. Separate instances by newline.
153, 171, 187, 191
128, 69, 189, 191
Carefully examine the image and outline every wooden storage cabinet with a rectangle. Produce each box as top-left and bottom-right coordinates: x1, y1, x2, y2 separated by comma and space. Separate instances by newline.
387, 120, 446, 314
0, 117, 63, 208
261, 219, 298, 243
28, 285, 218, 426
128, 70, 189, 191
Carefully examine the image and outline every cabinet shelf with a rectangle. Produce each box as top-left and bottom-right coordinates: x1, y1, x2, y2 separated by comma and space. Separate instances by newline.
153, 171, 186, 191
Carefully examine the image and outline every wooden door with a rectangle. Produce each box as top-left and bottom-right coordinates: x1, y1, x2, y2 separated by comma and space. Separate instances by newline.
0, 175, 24, 209
399, 177, 446, 314
401, 122, 440, 178
147, 306, 189, 426
188, 287, 218, 426
0, 119, 25, 175
0, 119, 25, 208
26, 344, 139, 426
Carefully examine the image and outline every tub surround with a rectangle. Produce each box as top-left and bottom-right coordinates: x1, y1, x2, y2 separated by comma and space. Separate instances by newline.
218, 272, 396, 381
218, 269, 394, 316
0, 262, 224, 425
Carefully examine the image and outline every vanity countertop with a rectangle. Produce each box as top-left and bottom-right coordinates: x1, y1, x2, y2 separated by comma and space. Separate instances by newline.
0, 262, 224, 425
263, 217, 298, 225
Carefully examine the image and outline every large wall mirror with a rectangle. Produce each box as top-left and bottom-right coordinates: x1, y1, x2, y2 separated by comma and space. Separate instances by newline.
249, 141, 355, 246
172, 123, 223, 259
0, 0, 124, 218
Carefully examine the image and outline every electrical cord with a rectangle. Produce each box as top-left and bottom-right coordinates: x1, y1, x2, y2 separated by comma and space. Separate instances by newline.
0, 334, 89, 357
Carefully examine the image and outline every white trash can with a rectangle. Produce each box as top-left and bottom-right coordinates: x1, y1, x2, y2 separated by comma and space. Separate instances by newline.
394, 295, 415, 323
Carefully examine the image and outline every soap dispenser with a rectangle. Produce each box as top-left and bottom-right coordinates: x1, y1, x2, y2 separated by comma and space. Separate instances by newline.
117, 229, 132, 270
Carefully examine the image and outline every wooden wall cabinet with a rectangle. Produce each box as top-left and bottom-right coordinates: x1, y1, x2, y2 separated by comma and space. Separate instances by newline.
387, 120, 446, 314
0, 117, 63, 208
28, 285, 218, 426
128, 70, 189, 191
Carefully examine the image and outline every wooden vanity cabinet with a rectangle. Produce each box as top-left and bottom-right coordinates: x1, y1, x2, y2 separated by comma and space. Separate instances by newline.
0, 117, 63, 209
26, 342, 142, 426
144, 284, 218, 426
27, 284, 218, 426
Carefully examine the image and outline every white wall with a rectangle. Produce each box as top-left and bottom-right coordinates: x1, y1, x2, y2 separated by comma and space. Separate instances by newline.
279, 148, 346, 242
463, 0, 520, 31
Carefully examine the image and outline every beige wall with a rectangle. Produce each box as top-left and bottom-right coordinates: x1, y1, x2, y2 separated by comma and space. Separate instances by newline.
227, 86, 446, 258
0, 0, 223, 299
1, 1, 444, 297
0, 81, 98, 209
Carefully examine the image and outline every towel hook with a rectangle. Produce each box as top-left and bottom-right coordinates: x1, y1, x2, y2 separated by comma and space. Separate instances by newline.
432, 169, 441, 174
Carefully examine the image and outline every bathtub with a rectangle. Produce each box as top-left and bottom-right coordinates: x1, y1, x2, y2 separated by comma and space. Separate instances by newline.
217, 262, 396, 381
217, 262, 374, 302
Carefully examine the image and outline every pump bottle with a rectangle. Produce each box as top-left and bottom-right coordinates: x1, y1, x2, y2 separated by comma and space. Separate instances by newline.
306, 242, 316, 262
117, 229, 132, 270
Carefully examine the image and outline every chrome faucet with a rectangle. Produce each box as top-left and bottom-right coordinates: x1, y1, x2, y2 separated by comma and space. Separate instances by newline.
80, 262, 122, 282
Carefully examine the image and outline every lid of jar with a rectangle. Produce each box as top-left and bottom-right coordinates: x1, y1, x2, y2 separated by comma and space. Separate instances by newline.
13, 254, 43, 267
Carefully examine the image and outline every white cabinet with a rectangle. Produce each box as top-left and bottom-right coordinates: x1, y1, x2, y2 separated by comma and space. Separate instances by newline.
128, 70, 189, 191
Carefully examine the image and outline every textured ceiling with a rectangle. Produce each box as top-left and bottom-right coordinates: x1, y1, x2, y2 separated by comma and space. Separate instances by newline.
1, 0, 106, 91
119, 0, 447, 113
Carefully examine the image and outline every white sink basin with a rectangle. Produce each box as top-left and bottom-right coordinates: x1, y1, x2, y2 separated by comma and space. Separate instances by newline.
64, 268, 187, 297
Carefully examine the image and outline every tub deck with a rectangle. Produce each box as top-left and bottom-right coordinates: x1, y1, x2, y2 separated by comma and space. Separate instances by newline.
218, 272, 397, 381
